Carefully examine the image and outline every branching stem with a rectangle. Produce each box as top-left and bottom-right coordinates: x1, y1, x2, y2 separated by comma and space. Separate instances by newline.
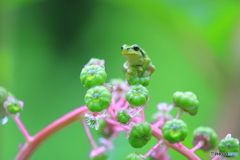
142, 140, 163, 159
152, 125, 201, 160
14, 106, 88, 160
14, 117, 32, 142
14, 106, 201, 160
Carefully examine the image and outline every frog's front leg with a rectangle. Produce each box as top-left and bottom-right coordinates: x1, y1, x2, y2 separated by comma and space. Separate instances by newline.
136, 57, 151, 72
131, 58, 151, 72
142, 58, 151, 70
142, 59, 155, 76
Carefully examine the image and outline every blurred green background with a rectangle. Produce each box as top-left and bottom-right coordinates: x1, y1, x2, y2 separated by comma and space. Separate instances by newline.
0, 0, 240, 159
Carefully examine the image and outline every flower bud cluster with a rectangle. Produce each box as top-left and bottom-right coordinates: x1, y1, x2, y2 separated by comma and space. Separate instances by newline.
80, 58, 112, 113
0, 87, 24, 125
78, 51, 239, 160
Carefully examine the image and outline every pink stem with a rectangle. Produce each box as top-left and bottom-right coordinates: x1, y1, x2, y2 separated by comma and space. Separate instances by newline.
153, 116, 165, 128
140, 109, 145, 122
104, 117, 129, 130
107, 106, 116, 119
190, 141, 203, 152
212, 156, 220, 160
115, 96, 128, 110
131, 108, 142, 117
109, 131, 118, 141
116, 96, 125, 106
175, 108, 183, 119
14, 106, 88, 160
152, 125, 201, 160
14, 117, 32, 142
143, 140, 163, 158
81, 120, 98, 149
122, 101, 129, 110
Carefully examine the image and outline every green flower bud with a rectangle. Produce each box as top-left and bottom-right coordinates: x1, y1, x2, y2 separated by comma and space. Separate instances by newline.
218, 135, 239, 157
162, 119, 188, 143
126, 85, 149, 106
125, 152, 144, 160
0, 87, 8, 106
193, 126, 218, 151
173, 91, 199, 116
80, 65, 107, 88
85, 86, 112, 112
3, 97, 24, 115
128, 122, 152, 148
117, 110, 131, 124
5, 99, 23, 114
126, 70, 151, 87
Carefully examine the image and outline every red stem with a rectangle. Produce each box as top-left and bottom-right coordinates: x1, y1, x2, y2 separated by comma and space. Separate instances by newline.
212, 156, 220, 160
14, 106, 88, 160
81, 120, 98, 149
152, 125, 201, 160
143, 140, 163, 158
14, 117, 32, 142
140, 109, 145, 122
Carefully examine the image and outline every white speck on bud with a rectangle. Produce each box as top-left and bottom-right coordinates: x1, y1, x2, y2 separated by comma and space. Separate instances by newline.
84, 112, 106, 130
223, 134, 239, 145
235, 138, 239, 144
0, 111, 8, 125
225, 134, 232, 139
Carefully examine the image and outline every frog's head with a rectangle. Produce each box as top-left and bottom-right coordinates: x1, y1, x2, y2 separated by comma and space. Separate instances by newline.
121, 44, 146, 58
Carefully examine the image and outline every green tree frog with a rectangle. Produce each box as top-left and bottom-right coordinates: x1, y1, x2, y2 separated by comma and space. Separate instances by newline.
121, 44, 155, 76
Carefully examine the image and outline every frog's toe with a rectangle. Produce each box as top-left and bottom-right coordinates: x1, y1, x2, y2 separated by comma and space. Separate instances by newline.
137, 67, 143, 72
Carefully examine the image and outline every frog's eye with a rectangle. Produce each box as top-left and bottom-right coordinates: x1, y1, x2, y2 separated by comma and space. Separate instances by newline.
133, 45, 140, 51
121, 45, 124, 50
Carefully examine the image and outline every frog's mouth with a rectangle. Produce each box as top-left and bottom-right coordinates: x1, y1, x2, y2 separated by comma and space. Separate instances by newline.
122, 53, 137, 55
